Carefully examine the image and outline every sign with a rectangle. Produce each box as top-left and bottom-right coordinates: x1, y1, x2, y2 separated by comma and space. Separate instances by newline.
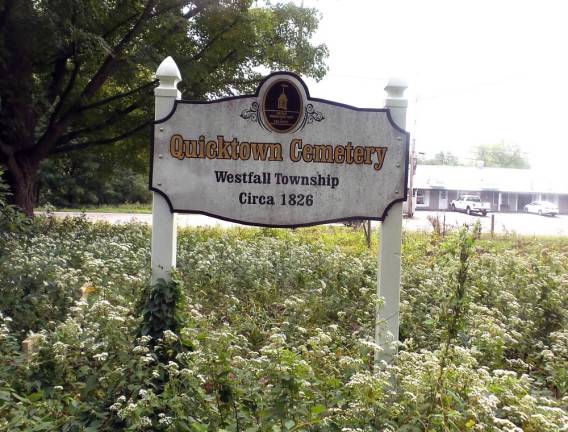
151, 72, 409, 227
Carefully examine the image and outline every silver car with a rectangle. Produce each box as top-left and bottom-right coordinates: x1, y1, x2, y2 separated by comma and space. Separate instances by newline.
524, 201, 559, 216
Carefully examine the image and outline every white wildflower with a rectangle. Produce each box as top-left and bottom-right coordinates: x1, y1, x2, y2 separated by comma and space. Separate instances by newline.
138, 335, 152, 345
141, 354, 155, 365
138, 416, 152, 427
52, 341, 67, 354
133, 345, 149, 354
163, 330, 178, 343
158, 416, 173, 426
93, 352, 108, 362
269, 333, 287, 345
166, 361, 179, 376
180, 368, 194, 378
118, 402, 137, 419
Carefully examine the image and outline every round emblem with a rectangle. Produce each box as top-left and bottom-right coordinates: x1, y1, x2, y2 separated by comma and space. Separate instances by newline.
262, 79, 303, 133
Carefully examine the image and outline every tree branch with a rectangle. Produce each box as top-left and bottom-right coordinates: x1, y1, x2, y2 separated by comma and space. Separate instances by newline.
219, 48, 238, 65
102, 12, 139, 39
226, 77, 262, 87
46, 47, 78, 104
80, 0, 157, 102
191, 18, 241, 63
51, 121, 153, 154
77, 79, 157, 112
58, 99, 147, 145
32, 1, 156, 160
33, 59, 81, 158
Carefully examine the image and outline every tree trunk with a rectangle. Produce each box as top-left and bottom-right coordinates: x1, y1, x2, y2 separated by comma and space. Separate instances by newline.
4, 153, 39, 217
0, 0, 38, 217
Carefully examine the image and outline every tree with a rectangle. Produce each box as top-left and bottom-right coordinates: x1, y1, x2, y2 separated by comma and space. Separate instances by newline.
0, 0, 328, 215
37, 151, 151, 208
418, 151, 461, 166
474, 142, 530, 169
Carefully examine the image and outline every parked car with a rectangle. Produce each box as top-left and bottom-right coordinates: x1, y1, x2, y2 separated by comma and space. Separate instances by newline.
523, 201, 559, 216
451, 195, 491, 216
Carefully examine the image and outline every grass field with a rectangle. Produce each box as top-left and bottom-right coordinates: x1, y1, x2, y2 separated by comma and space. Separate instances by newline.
37, 203, 153, 214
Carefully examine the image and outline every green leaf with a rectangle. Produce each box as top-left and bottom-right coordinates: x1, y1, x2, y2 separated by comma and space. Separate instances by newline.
310, 404, 326, 415
27, 391, 44, 402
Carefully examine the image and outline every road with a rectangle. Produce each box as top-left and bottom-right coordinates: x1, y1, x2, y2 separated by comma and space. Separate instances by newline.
42, 210, 568, 237
403, 211, 568, 237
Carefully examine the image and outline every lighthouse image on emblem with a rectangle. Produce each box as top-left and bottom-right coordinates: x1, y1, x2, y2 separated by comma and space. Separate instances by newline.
262, 79, 302, 133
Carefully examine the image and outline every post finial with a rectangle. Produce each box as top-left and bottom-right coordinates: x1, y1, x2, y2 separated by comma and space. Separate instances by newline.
384, 78, 408, 99
384, 77, 408, 128
155, 56, 182, 97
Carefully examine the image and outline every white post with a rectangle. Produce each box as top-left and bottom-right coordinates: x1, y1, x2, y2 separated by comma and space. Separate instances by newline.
498, 192, 502, 212
375, 78, 408, 364
151, 57, 181, 284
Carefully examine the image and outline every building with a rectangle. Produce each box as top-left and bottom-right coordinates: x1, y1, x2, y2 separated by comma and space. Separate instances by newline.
413, 165, 568, 214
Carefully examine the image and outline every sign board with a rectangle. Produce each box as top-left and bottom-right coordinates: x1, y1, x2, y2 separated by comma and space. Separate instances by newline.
151, 72, 409, 227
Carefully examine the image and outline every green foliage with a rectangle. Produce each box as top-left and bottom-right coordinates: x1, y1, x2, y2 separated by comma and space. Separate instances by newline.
0, 218, 567, 431
474, 141, 530, 168
418, 151, 462, 166
1, 0, 328, 214
139, 276, 184, 341
37, 151, 151, 208
0, 168, 31, 236
0, 216, 150, 336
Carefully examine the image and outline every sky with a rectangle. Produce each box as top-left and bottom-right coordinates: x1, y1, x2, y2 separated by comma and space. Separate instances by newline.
292, 0, 568, 176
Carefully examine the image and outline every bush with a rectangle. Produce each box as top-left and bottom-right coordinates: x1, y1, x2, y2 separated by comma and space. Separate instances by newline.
37, 152, 151, 208
0, 219, 567, 431
0, 168, 30, 236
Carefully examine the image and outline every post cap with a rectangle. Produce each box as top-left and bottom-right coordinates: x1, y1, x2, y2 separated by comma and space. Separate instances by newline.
384, 78, 408, 99
156, 56, 182, 91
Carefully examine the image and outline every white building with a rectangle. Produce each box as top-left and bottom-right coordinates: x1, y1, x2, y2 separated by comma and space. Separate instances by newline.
413, 165, 568, 214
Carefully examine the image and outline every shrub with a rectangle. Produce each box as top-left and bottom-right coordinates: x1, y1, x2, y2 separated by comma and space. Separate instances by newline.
0, 219, 567, 430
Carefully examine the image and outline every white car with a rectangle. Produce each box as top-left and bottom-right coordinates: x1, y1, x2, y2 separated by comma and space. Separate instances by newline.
451, 195, 491, 216
524, 201, 559, 216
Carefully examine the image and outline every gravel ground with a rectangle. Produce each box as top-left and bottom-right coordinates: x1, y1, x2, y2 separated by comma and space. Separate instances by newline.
404, 210, 568, 237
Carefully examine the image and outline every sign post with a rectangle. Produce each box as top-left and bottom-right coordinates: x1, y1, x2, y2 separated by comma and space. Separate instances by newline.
375, 79, 408, 364
151, 57, 181, 284
150, 57, 409, 362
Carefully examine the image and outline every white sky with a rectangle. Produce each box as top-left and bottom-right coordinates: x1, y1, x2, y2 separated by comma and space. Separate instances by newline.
294, 0, 568, 176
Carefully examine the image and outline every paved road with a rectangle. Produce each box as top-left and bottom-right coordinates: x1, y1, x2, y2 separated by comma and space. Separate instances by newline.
43, 210, 568, 237
404, 211, 568, 237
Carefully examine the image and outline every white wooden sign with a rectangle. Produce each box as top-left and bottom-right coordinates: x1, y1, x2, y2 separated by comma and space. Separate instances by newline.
151, 72, 409, 227
150, 57, 409, 364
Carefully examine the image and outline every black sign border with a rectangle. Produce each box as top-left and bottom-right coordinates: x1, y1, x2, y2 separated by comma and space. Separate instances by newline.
149, 71, 410, 227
